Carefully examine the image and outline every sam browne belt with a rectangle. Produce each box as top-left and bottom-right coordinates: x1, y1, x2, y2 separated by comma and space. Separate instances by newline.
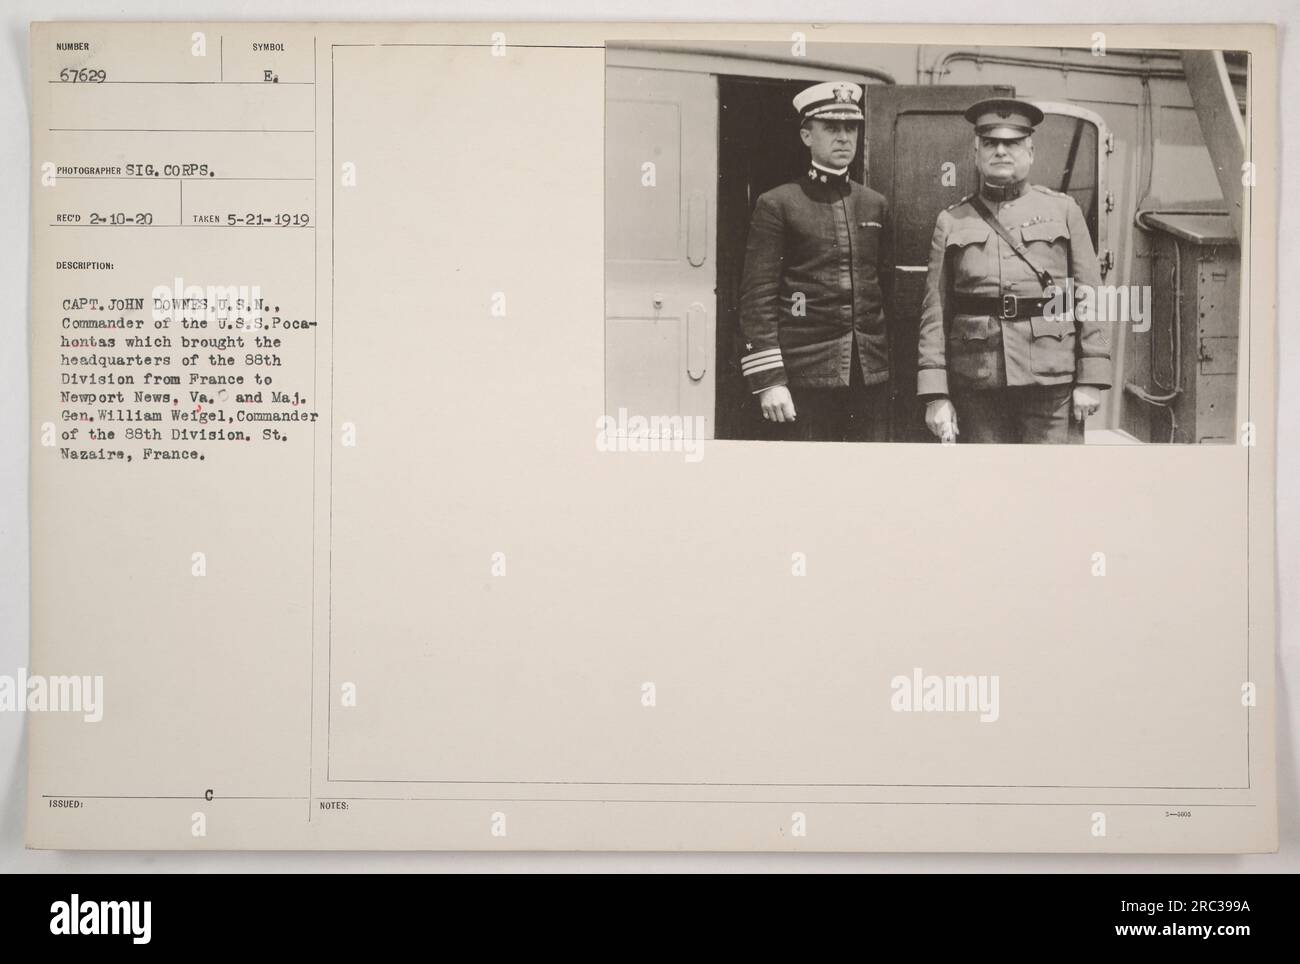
953, 293, 1056, 320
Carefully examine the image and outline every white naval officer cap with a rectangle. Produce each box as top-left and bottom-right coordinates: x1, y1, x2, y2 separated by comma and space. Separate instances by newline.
792, 81, 864, 122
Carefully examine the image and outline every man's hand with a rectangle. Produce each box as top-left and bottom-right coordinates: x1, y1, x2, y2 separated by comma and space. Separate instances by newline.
1072, 385, 1101, 423
925, 398, 958, 443
759, 385, 796, 423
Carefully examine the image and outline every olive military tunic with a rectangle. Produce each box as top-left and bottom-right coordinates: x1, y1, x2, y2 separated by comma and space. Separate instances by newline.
916, 182, 1111, 399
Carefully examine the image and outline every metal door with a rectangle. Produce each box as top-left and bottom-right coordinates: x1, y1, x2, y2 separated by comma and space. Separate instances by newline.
865, 84, 1012, 440
605, 68, 718, 437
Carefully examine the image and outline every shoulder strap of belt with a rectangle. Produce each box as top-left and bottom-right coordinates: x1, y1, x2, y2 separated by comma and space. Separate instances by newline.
969, 195, 1056, 293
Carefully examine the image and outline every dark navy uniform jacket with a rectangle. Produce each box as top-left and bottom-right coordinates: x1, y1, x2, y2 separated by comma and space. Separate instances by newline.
917, 182, 1111, 397
738, 166, 891, 393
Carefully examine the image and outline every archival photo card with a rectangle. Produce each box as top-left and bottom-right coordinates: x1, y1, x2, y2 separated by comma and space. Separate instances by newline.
24, 21, 1276, 853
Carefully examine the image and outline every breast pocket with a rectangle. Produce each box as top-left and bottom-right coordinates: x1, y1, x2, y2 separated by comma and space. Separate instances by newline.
856, 218, 882, 250
1020, 220, 1070, 276
854, 219, 883, 288
946, 223, 991, 280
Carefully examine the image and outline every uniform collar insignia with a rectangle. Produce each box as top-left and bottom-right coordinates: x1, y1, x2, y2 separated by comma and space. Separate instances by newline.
808, 162, 850, 189
980, 178, 1029, 203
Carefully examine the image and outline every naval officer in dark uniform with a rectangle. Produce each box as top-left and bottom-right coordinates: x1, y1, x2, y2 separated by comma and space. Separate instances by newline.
738, 80, 892, 442
918, 98, 1111, 443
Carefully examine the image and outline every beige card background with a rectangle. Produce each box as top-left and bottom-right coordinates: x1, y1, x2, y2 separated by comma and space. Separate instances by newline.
25, 21, 1277, 852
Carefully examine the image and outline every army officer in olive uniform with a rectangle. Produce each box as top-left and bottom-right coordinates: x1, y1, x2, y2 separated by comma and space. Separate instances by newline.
918, 98, 1111, 443
739, 81, 892, 442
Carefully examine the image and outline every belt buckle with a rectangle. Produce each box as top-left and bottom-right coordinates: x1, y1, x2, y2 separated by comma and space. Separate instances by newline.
1000, 293, 1018, 320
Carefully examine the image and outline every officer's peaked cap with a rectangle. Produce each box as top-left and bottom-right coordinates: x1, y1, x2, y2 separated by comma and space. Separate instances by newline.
964, 98, 1044, 139
793, 81, 865, 122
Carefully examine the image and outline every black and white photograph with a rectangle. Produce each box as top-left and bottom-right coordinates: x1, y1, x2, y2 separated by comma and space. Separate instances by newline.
3, 5, 1289, 902
605, 41, 1248, 443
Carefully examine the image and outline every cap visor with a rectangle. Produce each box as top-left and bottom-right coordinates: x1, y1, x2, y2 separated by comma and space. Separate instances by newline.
977, 125, 1032, 139
808, 108, 864, 120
